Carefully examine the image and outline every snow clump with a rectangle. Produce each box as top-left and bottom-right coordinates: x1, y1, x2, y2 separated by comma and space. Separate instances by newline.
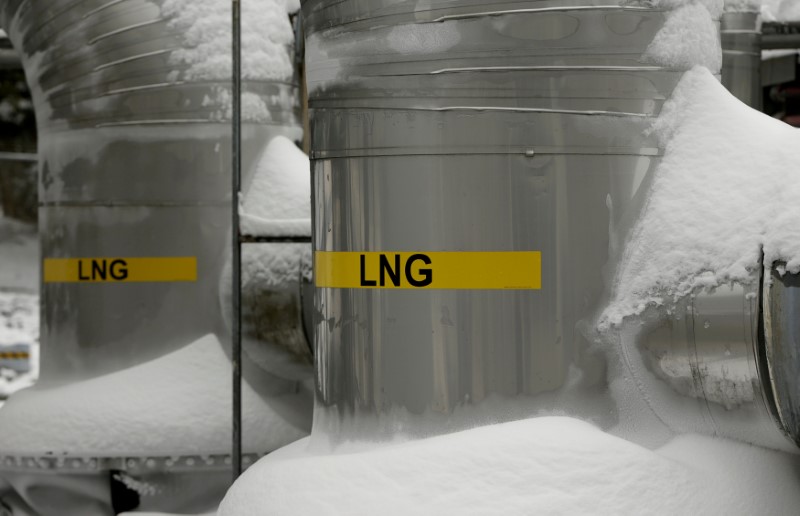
643, 2, 722, 72
599, 66, 800, 328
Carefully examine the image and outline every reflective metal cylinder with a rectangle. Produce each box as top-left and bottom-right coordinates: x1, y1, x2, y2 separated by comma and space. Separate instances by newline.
1, 0, 301, 383
305, 0, 711, 437
721, 10, 762, 109
630, 284, 791, 451
763, 265, 800, 447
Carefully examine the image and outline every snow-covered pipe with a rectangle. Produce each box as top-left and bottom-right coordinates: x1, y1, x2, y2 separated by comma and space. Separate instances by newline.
1, 0, 301, 383
0, 0, 310, 512
304, 0, 747, 440
304, 0, 799, 451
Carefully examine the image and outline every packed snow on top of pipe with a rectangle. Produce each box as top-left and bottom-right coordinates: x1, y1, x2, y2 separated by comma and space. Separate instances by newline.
598, 66, 800, 329
240, 135, 310, 238
162, 0, 299, 122
759, 0, 800, 20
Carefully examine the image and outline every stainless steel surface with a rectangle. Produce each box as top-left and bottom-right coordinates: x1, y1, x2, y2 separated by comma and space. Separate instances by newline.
0, 0, 303, 447
763, 265, 800, 446
630, 284, 790, 450
721, 11, 762, 109
306, 0, 722, 439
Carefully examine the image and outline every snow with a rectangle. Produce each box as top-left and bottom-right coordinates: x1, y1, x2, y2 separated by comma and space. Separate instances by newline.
724, 0, 800, 20
232, 243, 314, 381
643, 3, 722, 72
240, 136, 310, 237
599, 66, 800, 329
162, 0, 295, 82
724, 0, 761, 12
761, 0, 800, 21
162, 0, 298, 123
762, 49, 799, 60
0, 334, 310, 456
218, 416, 800, 516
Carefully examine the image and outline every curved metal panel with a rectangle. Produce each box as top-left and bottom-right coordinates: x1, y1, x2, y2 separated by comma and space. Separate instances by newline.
0, 0, 307, 460
2, 0, 302, 384
305, 0, 726, 439
763, 265, 800, 446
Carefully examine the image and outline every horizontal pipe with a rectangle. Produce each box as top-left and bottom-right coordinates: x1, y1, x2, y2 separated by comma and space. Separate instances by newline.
762, 34, 800, 49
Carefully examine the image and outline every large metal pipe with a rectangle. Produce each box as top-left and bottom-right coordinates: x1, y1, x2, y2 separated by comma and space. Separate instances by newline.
304, 0, 716, 438
303, 0, 799, 452
1, 0, 300, 383
0, 0, 309, 512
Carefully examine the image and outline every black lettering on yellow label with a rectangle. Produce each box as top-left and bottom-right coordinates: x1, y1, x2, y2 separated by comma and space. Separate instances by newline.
316, 251, 541, 290
43, 257, 197, 283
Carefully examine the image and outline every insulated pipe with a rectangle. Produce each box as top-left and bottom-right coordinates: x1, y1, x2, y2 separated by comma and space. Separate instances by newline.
304, 0, 799, 451
1, 0, 300, 384
304, 0, 721, 438
0, 0, 310, 512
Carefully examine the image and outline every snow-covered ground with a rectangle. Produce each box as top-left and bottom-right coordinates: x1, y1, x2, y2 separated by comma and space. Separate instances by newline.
219, 417, 800, 516
0, 333, 309, 457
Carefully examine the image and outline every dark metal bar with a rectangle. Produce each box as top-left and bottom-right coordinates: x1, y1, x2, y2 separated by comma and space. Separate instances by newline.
762, 22, 800, 50
762, 34, 800, 50
240, 235, 312, 243
231, 0, 243, 481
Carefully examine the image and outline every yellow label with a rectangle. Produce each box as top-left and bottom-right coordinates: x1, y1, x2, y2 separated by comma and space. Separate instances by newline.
0, 352, 29, 360
43, 257, 197, 283
315, 251, 541, 289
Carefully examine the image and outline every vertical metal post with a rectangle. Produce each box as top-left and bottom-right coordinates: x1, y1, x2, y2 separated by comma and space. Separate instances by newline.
231, 0, 243, 481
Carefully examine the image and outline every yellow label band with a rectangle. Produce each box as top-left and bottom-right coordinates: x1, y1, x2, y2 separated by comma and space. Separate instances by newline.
0, 352, 29, 359
43, 257, 197, 283
315, 251, 541, 290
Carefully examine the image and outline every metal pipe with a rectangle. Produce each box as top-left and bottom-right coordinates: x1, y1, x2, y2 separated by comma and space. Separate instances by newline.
231, 0, 243, 481
0, 0, 307, 510
302, 0, 800, 452
303, 0, 707, 439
